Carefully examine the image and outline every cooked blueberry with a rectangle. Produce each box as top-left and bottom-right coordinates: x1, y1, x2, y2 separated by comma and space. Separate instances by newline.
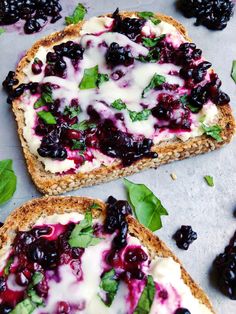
173, 225, 197, 250
106, 42, 134, 67
175, 308, 191, 314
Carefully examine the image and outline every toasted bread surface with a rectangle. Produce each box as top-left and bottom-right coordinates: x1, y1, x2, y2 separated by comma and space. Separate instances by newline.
12, 12, 235, 195
0, 196, 215, 313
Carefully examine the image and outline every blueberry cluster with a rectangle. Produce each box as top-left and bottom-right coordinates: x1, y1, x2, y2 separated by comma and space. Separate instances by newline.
179, 0, 234, 30
213, 231, 236, 299
106, 42, 134, 68
173, 225, 197, 250
0, 0, 62, 34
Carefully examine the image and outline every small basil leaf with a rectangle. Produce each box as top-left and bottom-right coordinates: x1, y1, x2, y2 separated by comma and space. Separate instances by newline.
124, 179, 168, 232
133, 275, 156, 314
10, 298, 36, 314
201, 123, 223, 142
137, 49, 160, 63
31, 272, 43, 286
111, 99, 127, 110
34, 88, 53, 109
79, 65, 99, 90
65, 3, 87, 25
99, 269, 119, 306
204, 175, 214, 187
231, 60, 236, 84
97, 73, 109, 87
142, 74, 166, 98
69, 234, 102, 248
142, 35, 165, 48
71, 120, 97, 131
27, 289, 44, 306
0, 159, 17, 205
63, 105, 81, 118
89, 202, 101, 209
180, 95, 200, 113
37, 110, 56, 125
34, 98, 45, 109
137, 12, 161, 25
4, 256, 14, 276
71, 140, 86, 152
129, 109, 151, 122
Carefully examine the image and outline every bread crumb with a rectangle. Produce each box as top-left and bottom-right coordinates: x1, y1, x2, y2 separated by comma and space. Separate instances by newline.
170, 173, 177, 180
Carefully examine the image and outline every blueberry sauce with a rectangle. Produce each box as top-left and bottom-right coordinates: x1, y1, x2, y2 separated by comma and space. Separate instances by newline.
213, 230, 236, 299
0, 0, 62, 34
173, 225, 197, 250
179, 0, 235, 30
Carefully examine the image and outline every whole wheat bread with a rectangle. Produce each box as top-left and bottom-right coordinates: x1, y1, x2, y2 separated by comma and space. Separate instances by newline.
0, 196, 215, 313
11, 12, 235, 195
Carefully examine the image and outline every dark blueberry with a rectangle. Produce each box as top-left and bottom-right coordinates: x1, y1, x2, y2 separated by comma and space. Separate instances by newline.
106, 42, 134, 67
179, 67, 194, 79
179, 0, 234, 30
0, 222, 3, 227
2, 71, 19, 93
175, 308, 191, 314
15, 272, 29, 286
24, 18, 41, 34
32, 58, 43, 75
0, 276, 6, 292
124, 247, 148, 263
28, 82, 39, 94
190, 85, 209, 109
173, 225, 197, 250
0, 304, 13, 314
214, 91, 230, 105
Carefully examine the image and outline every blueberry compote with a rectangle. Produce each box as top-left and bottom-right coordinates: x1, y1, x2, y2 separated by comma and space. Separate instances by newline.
213, 230, 236, 299
173, 225, 197, 250
0, 0, 62, 34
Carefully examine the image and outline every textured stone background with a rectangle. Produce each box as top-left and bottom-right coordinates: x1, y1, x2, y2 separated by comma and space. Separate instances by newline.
0, 1, 235, 312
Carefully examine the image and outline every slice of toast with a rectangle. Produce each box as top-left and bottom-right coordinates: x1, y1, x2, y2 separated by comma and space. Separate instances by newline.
11, 12, 235, 195
0, 196, 215, 313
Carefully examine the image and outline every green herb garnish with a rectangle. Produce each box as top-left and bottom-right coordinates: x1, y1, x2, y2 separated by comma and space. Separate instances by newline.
137, 11, 161, 25
201, 124, 223, 142
204, 175, 214, 187
0, 159, 17, 205
137, 49, 160, 63
97, 73, 109, 87
180, 94, 200, 113
64, 105, 82, 118
37, 110, 57, 125
10, 298, 37, 314
4, 256, 14, 276
142, 35, 165, 48
79, 65, 109, 89
99, 269, 119, 306
133, 275, 156, 314
34, 87, 53, 109
71, 120, 97, 131
231, 60, 236, 84
71, 140, 86, 151
68, 211, 102, 248
124, 179, 168, 232
65, 3, 87, 25
0, 28, 5, 35
142, 74, 166, 98
111, 99, 127, 110
129, 109, 151, 122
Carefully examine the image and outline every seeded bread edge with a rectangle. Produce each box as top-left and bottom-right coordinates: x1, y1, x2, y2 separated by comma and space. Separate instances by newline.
11, 12, 235, 195
0, 196, 215, 313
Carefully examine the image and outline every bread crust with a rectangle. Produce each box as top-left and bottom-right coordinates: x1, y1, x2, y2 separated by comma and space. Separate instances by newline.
11, 12, 235, 195
0, 196, 215, 313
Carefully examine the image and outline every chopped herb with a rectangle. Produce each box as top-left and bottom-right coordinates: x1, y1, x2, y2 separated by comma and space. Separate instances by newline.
71, 140, 86, 151
129, 109, 151, 122
89, 202, 101, 210
4, 256, 13, 276
142, 74, 166, 98
68, 211, 102, 248
201, 123, 223, 142
79, 65, 99, 90
97, 73, 109, 87
133, 275, 156, 314
231, 60, 236, 84
142, 35, 165, 48
27, 289, 44, 306
137, 49, 160, 63
137, 11, 161, 25
124, 179, 168, 232
111, 99, 127, 110
37, 110, 56, 125
99, 269, 119, 306
64, 105, 81, 118
65, 3, 87, 25
0, 159, 17, 205
31, 272, 44, 286
10, 298, 36, 314
0, 28, 5, 35
180, 94, 199, 113
34, 87, 53, 109
204, 175, 214, 187
71, 120, 96, 131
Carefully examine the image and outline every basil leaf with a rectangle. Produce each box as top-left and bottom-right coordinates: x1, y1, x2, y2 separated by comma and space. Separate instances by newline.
32, 272, 43, 286
231, 60, 236, 84
0, 159, 17, 205
204, 175, 214, 187
65, 3, 87, 25
111, 99, 127, 110
64, 105, 81, 118
37, 110, 56, 125
0, 28, 5, 35
97, 73, 109, 87
180, 95, 200, 113
137, 49, 160, 63
201, 123, 223, 142
142, 74, 166, 98
71, 140, 86, 151
137, 12, 161, 25
89, 202, 101, 209
4, 256, 14, 276
27, 289, 44, 306
99, 269, 119, 306
129, 109, 151, 122
79, 65, 99, 90
34, 87, 53, 109
142, 35, 165, 48
124, 179, 168, 232
69, 212, 102, 248
10, 298, 36, 314
133, 275, 155, 314
71, 120, 96, 131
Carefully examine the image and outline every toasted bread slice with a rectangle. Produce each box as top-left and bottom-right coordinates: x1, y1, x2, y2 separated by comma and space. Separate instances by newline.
12, 12, 235, 195
0, 196, 215, 313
